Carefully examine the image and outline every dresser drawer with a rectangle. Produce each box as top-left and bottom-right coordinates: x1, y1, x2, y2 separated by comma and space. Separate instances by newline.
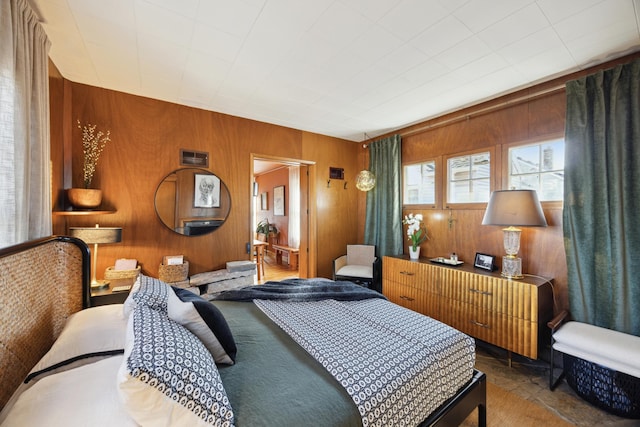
439, 269, 540, 321
442, 300, 509, 351
441, 300, 540, 358
383, 256, 439, 292
384, 281, 440, 319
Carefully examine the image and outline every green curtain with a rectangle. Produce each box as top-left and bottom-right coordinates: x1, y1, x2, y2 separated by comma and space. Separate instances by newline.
564, 58, 640, 335
364, 134, 403, 257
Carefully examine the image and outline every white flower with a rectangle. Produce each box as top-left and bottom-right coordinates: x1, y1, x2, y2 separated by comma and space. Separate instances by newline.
402, 213, 428, 250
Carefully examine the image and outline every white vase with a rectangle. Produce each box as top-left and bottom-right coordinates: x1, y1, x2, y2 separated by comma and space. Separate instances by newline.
409, 246, 420, 260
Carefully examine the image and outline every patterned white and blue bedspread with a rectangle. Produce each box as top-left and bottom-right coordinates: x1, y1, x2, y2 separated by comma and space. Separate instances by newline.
254, 298, 475, 427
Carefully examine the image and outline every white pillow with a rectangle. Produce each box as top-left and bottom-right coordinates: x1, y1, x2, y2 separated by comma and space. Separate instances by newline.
1, 356, 137, 427
25, 304, 127, 383
118, 305, 235, 427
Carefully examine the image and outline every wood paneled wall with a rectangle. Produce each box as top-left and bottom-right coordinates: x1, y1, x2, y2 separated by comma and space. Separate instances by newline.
50, 80, 360, 280
365, 52, 640, 314
49, 52, 640, 310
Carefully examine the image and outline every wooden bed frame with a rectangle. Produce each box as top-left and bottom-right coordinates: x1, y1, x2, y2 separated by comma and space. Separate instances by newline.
0, 236, 486, 426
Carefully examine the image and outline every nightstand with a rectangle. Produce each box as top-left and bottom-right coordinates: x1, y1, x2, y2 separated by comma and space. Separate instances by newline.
90, 277, 135, 307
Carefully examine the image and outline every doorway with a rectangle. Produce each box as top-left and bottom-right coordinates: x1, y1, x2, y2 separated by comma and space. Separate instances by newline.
251, 155, 316, 281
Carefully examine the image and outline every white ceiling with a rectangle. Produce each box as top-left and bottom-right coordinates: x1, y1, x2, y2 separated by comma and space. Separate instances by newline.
32, 0, 640, 142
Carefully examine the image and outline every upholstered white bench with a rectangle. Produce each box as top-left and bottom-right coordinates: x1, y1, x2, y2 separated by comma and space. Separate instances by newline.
549, 312, 640, 418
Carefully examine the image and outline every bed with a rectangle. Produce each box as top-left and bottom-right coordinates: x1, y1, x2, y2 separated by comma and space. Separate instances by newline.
0, 236, 486, 426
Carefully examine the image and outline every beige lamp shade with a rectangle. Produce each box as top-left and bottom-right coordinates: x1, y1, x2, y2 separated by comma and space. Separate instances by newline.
69, 226, 122, 244
481, 190, 547, 227
69, 225, 122, 288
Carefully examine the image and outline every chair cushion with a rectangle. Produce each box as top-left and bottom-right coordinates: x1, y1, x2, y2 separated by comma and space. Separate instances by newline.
336, 265, 373, 279
553, 321, 640, 378
346, 245, 375, 266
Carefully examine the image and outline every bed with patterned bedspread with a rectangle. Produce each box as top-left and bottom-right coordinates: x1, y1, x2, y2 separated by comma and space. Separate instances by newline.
0, 237, 486, 427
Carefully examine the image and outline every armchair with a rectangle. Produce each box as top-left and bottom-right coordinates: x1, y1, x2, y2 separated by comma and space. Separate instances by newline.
333, 245, 381, 292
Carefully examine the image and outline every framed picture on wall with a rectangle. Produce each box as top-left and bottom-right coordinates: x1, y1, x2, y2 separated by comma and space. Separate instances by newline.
194, 174, 220, 208
260, 192, 268, 210
274, 185, 285, 216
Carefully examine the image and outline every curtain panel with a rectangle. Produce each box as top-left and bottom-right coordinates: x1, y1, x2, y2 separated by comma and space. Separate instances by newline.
563, 58, 640, 335
0, 0, 51, 248
364, 134, 403, 257
288, 165, 300, 249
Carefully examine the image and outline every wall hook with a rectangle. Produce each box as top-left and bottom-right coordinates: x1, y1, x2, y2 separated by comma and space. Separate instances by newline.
344, 182, 348, 189
327, 179, 331, 188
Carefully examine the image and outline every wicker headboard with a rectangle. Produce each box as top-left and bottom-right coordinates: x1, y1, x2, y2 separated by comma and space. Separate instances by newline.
0, 236, 89, 410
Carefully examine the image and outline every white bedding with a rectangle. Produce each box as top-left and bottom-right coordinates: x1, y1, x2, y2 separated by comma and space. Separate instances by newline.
0, 356, 137, 427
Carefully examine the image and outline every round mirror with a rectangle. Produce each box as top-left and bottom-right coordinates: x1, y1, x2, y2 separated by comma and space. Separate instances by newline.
155, 168, 231, 236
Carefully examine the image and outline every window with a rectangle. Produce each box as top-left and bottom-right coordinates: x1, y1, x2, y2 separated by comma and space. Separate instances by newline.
403, 161, 436, 205
447, 151, 491, 203
508, 139, 564, 201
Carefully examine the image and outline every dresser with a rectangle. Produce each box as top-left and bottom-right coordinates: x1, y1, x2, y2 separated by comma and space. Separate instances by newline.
383, 255, 554, 360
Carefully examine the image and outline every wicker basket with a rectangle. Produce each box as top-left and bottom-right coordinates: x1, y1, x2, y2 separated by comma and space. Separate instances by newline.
104, 265, 141, 280
159, 261, 189, 283
564, 353, 640, 418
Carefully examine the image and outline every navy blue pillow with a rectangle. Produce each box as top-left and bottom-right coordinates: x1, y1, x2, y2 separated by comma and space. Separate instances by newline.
169, 287, 237, 364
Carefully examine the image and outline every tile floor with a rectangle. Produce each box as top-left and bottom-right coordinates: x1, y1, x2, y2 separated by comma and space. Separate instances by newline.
474, 343, 639, 426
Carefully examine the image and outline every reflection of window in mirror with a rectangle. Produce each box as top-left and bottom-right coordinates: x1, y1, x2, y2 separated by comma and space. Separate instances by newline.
446, 151, 491, 204
508, 138, 565, 201
403, 161, 436, 205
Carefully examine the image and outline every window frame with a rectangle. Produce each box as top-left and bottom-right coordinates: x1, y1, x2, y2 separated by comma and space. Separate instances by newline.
402, 157, 442, 209
444, 147, 496, 209
501, 133, 564, 208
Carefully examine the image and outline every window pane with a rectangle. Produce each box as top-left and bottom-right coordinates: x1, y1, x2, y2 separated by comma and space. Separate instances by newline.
540, 172, 564, 200
510, 145, 539, 174
449, 180, 471, 203
403, 161, 435, 205
447, 152, 490, 203
471, 153, 490, 178
541, 140, 565, 171
509, 139, 564, 201
470, 178, 491, 202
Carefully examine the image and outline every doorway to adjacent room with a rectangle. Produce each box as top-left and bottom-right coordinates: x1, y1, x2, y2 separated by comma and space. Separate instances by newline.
251, 155, 316, 282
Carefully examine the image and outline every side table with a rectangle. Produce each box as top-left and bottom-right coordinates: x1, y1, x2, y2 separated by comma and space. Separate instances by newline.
90, 277, 135, 307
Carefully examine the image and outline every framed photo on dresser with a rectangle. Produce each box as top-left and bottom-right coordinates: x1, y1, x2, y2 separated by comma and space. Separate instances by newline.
474, 253, 495, 271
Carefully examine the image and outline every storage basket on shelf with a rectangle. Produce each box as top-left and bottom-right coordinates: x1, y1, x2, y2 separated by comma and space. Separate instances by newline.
104, 265, 141, 280
158, 261, 189, 283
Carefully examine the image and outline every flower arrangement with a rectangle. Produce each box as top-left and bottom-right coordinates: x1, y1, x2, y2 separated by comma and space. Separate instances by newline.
402, 213, 427, 250
78, 120, 111, 188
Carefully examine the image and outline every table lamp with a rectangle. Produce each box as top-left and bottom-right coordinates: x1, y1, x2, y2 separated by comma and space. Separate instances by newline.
481, 190, 547, 279
69, 224, 122, 289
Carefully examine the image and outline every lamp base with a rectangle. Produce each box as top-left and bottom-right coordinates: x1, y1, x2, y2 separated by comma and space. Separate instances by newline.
501, 255, 523, 279
90, 279, 110, 290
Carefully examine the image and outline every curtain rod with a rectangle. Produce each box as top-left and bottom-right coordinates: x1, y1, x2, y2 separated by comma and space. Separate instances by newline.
396, 83, 565, 138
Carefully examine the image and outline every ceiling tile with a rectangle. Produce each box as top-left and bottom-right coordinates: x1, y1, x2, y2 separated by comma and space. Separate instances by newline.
478, 3, 550, 51
378, 0, 449, 41
453, 0, 534, 33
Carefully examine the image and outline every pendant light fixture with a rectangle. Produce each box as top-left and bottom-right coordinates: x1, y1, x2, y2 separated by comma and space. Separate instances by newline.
356, 136, 375, 192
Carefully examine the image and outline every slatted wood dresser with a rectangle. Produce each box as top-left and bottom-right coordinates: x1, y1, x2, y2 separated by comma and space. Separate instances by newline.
383, 255, 554, 361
